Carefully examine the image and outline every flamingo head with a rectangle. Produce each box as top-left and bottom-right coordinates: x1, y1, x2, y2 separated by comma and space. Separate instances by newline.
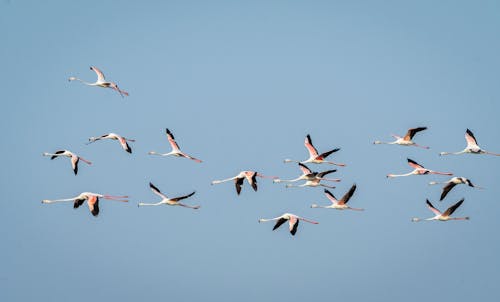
311, 204, 319, 208
411, 218, 420, 222
68, 77, 77, 81
273, 179, 281, 183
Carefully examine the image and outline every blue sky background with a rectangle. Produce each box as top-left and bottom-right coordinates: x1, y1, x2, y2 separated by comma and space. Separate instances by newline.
1, 1, 500, 301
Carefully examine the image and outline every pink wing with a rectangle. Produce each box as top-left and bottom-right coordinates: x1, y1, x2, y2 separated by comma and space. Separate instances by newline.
149, 182, 168, 199
324, 189, 338, 204
304, 135, 319, 157
426, 199, 442, 216
118, 136, 131, 153
288, 216, 299, 234
407, 158, 424, 170
166, 129, 180, 151
90, 66, 106, 82
87, 195, 99, 216
465, 129, 478, 147
298, 163, 312, 175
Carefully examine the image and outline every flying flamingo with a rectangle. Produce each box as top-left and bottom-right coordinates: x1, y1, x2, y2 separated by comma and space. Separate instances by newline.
311, 185, 363, 211
258, 213, 319, 236
429, 177, 483, 201
211, 171, 278, 195
42, 192, 128, 217
42, 150, 92, 175
412, 199, 469, 222
273, 163, 340, 184
87, 132, 135, 153
148, 128, 202, 163
284, 177, 337, 189
387, 158, 453, 178
137, 182, 200, 209
69, 66, 129, 97
373, 127, 429, 149
440, 129, 500, 156
284, 134, 346, 166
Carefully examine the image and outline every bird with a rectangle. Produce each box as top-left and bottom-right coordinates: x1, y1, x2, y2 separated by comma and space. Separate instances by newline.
42, 192, 128, 217
148, 128, 202, 163
387, 158, 453, 178
429, 177, 483, 201
87, 133, 135, 153
137, 182, 200, 209
273, 163, 340, 184
373, 127, 429, 149
311, 185, 363, 211
211, 171, 278, 195
440, 129, 500, 156
42, 150, 92, 175
284, 177, 337, 189
258, 213, 319, 236
284, 134, 346, 166
412, 199, 469, 222
69, 66, 129, 97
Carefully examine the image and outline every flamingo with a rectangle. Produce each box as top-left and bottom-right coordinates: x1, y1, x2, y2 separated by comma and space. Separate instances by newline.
211, 171, 278, 195
429, 177, 483, 201
284, 134, 346, 166
373, 127, 429, 149
87, 133, 135, 153
440, 129, 500, 156
273, 163, 340, 184
412, 199, 469, 222
42, 150, 92, 175
69, 66, 129, 97
258, 213, 319, 236
387, 158, 453, 178
284, 177, 337, 189
137, 182, 200, 209
148, 128, 202, 163
42, 192, 128, 217
311, 185, 363, 211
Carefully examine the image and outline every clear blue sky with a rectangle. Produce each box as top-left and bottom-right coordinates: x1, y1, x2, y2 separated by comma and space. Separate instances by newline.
2, 1, 500, 301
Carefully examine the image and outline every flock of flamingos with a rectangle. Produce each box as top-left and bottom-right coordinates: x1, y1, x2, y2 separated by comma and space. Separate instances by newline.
41, 66, 499, 236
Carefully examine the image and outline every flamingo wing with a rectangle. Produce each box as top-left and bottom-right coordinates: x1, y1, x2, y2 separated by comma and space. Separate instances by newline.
443, 198, 465, 217
305, 135, 319, 157
149, 182, 168, 199
339, 184, 357, 205
90, 66, 106, 82
426, 199, 442, 216
465, 129, 478, 147
117, 136, 132, 153
73, 197, 86, 209
404, 127, 427, 140
318, 148, 340, 160
71, 156, 79, 175
324, 189, 338, 204
407, 158, 425, 170
440, 182, 457, 201
166, 128, 181, 151
298, 163, 312, 175
50, 150, 66, 160
171, 191, 195, 202
289, 217, 299, 235
87, 195, 99, 217
317, 169, 336, 178
273, 218, 287, 231
235, 177, 244, 195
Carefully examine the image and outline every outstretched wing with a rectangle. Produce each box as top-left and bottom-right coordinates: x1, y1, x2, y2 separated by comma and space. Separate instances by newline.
73, 197, 86, 209
440, 182, 457, 201
407, 158, 424, 170
51, 150, 66, 160
171, 191, 195, 202
118, 136, 131, 153
305, 135, 319, 157
324, 189, 337, 204
87, 195, 100, 217
404, 127, 427, 140
426, 199, 442, 216
298, 163, 312, 175
465, 129, 478, 147
443, 198, 465, 217
318, 148, 340, 160
71, 156, 79, 175
149, 182, 168, 199
166, 128, 181, 151
90, 66, 106, 82
339, 184, 357, 205
317, 169, 336, 178
235, 178, 244, 195
289, 217, 299, 235
273, 218, 287, 231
